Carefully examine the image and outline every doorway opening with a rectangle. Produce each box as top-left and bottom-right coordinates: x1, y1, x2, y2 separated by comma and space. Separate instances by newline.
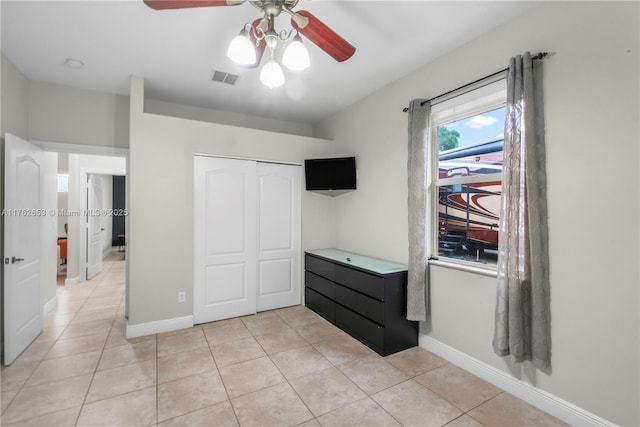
3, 137, 129, 366
54, 152, 127, 289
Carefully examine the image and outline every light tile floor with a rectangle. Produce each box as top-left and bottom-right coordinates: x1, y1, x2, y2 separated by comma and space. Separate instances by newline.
1, 254, 569, 427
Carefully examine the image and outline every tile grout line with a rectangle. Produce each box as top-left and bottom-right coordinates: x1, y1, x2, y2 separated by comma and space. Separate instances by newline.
327, 358, 406, 426
256, 310, 381, 425
74, 263, 127, 426
461, 390, 506, 417
200, 326, 242, 427
203, 310, 325, 424
272, 312, 447, 426
261, 311, 317, 426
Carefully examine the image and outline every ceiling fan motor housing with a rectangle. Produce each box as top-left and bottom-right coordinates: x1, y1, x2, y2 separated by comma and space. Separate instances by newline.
249, 0, 299, 17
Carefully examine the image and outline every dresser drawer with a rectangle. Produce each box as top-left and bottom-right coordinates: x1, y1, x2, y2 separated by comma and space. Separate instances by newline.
305, 287, 335, 323
335, 265, 384, 300
305, 271, 335, 299
335, 305, 384, 352
305, 255, 335, 281
335, 285, 384, 325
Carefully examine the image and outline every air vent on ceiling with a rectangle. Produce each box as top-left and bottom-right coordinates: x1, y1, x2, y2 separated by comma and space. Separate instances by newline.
210, 70, 239, 86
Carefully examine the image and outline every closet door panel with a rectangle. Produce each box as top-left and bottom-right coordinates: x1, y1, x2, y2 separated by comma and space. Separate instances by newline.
256, 163, 301, 311
194, 156, 257, 323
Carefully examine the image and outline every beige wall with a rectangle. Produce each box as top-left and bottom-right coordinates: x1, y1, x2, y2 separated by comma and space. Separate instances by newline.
313, 2, 639, 425
28, 81, 130, 148
26, 81, 314, 148
1, 53, 29, 139
127, 76, 336, 326
145, 98, 313, 137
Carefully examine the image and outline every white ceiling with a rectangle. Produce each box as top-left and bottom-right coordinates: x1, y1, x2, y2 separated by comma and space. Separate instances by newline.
1, 1, 536, 124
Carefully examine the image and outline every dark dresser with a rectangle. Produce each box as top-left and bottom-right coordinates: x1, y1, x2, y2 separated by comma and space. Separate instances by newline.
304, 249, 418, 356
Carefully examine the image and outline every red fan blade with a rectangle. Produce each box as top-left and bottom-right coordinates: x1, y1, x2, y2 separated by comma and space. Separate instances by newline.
291, 10, 355, 62
143, 0, 243, 10
246, 18, 267, 69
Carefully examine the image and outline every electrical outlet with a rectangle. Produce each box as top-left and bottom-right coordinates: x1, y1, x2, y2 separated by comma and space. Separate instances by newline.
178, 291, 186, 303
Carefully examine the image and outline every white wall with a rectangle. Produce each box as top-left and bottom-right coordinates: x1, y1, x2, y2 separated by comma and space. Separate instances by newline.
127, 76, 336, 326
313, 2, 639, 426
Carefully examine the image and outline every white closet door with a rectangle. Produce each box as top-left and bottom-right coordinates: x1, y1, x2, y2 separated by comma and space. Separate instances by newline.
194, 157, 257, 323
256, 162, 301, 311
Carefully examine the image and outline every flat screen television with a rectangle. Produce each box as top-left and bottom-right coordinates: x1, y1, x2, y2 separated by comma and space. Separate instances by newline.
304, 157, 357, 191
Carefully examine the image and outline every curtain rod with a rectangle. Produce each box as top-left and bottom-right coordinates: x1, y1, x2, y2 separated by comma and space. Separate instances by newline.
402, 52, 548, 112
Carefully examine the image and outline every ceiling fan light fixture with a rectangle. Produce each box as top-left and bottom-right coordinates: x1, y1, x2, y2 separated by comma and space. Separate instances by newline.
260, 59, 285, 89
282, 33, 309, 71
227, 28, 256, 65
145, 0, 356, 90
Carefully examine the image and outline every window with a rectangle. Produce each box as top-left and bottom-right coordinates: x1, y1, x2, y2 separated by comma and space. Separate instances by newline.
429, 79, 506, 267
57, 174, 69, 193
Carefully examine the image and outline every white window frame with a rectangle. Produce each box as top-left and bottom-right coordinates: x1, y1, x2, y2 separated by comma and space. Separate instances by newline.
428, 78, 507, 274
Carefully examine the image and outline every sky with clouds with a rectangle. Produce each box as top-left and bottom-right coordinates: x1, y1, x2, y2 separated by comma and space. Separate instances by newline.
443, 106, 506, 148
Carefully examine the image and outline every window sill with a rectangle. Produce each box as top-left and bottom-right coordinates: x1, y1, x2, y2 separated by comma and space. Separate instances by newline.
428, 259, 498, 278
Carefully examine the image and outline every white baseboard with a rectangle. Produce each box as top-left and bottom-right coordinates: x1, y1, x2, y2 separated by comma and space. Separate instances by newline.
64, 276, 82, 287
43, 295, 58, 315
419, 335, 615, 427
126, 316, 194, 339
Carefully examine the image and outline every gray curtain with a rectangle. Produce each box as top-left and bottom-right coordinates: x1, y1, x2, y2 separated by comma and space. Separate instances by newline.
407, 99, 431, 321
493, 52, 551, 370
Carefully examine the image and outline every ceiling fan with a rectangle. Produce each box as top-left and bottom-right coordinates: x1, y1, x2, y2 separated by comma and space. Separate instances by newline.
143, 0, 356, 88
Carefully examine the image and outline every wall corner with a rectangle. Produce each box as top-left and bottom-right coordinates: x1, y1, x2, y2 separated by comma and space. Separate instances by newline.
129, 75, 145, 118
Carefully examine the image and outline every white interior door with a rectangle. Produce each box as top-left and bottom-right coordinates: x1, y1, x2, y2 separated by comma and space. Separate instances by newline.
256, 163, 301, 311
194, 157, 257, 323
86, 174, 103, 279
3, 134, 44, 365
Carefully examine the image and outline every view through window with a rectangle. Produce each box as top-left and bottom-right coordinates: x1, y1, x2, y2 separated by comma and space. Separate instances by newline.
57, 174, 69, 193
433, 100, 506, 267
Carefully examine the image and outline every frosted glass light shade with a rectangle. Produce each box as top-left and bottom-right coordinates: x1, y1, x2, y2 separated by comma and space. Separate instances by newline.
227, 30, 256, 65
260, 59, 285, 88
282, 34, 310, 71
